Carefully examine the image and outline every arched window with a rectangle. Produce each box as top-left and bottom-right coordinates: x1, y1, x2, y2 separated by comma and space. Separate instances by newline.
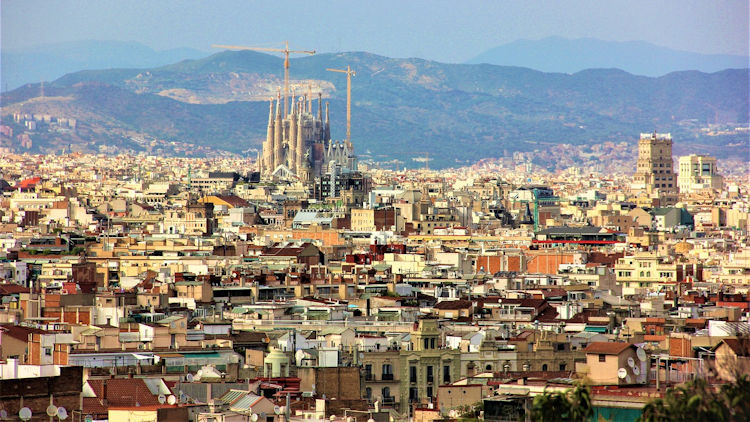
485, 364, 492, 371
542, 364, 548, 371
365, 387, 372, 399
382, 363, 393, 380
382, 387, 391, 399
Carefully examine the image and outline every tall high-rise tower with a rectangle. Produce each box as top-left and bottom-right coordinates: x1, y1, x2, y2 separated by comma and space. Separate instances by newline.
632, 132, 677, 206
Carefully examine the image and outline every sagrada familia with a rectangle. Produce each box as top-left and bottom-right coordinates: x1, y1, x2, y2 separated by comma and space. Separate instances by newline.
259, 90, 356, 181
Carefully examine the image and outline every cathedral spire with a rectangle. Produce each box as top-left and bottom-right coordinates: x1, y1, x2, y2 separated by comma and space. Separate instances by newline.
288, 91, 298, 172
325, 101, 331, 141
263, 98, 275, 176
273, 89, 283, 170
296, 107, 305, 176
317, 92, 323, 122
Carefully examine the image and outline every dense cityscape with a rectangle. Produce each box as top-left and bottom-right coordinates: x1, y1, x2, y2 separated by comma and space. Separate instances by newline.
2, 2, 749, 422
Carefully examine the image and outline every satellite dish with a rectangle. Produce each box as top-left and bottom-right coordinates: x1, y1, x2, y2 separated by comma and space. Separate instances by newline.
625, 374, 632, 384
57, 407, 68, 420
617, 368, 628, 379
18, 408, 32, 421
167, 395, 177, 405
632, 366, 641, 376
186, 373, 194, 382
637, 348, 647, 361
251, 414, 259, 422
274, 406, 282, 415
158, 394, 166, 404
627, 357, 636, 368
46, 405, 58, 417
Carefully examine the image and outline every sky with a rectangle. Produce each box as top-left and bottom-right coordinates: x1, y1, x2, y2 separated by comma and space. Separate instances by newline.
2, 0, 748, 62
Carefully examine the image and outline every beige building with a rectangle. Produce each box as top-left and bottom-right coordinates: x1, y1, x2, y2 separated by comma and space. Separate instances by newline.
631, 132, 677, 206
615, 252, 679, 295
578, 342, 645, 386
678, 154, 723, 193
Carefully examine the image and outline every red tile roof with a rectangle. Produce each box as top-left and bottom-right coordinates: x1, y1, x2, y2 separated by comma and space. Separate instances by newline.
434, 299, 472, 310
584, 342, 635, 355
715, 338, 750, 357
0, 283, 30, 295
0, 324, 49, 341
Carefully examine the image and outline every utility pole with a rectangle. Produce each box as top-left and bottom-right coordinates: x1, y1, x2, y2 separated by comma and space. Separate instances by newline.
326, 65, 356, 143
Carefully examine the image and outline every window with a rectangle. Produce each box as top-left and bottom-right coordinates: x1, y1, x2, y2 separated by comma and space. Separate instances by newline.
365, 387, 372, 399
443, 365, 451, 383
45, 348, 52, 356
560, 363, 567, 371
426, 366, 434, 383
430, 338, 436, 349
427, 387, 433, 398
381, 387, 391, 399
365, 364, 373, 381
409, 387, 418, 402
424, 338, 429, 350
410, 366, 417, 383
382, 363, 393, 380
542, 364, 548, 371
599, 354, 606, 362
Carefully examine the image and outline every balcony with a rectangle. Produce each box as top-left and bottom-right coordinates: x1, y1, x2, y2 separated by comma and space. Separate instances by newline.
381, 373, 394, 381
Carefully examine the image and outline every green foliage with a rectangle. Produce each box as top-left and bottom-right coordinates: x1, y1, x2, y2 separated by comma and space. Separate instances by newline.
531, 383, 592, 422
69, 246, 86, 255
454, 401, 483, 421
638, 375, 750, 422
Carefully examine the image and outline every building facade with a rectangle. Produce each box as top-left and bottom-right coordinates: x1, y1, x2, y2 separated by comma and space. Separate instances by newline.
678, 154, 723, 193
632, 132, 677, 206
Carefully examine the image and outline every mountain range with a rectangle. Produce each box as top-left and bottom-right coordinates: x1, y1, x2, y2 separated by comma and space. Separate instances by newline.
1, 49, 747, 168
467, 37, 749, 77
1, 40, 208, 91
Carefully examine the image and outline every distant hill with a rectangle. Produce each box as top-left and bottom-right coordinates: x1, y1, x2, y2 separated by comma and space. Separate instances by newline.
1, 40, 208, 91
2, 50, 747, 167
467, 37, 749, 77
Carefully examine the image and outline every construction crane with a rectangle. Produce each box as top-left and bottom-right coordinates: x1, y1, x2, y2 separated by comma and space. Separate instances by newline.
212, 41, 315, 114
325, 65, 356, 143
405, 151, 431, 170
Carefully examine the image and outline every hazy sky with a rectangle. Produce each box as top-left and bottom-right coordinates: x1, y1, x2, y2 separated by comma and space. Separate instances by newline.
2, 0, 748, 62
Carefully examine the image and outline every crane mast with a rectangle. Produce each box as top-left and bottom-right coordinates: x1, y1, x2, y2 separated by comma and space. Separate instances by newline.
212, 41, 315, 114
326, 65, 356, 144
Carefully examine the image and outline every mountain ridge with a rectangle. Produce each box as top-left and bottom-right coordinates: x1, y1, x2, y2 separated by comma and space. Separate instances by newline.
467, 37, 749, 77
2, 50, 747, 168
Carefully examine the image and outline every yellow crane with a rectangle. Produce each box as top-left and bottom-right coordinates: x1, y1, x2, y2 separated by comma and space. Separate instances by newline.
212, 41, 315, 114
325, 65, 356, 143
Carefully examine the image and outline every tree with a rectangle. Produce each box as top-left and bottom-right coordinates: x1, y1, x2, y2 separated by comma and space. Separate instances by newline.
531, 382, 592, 422
638, 375, 750, 422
